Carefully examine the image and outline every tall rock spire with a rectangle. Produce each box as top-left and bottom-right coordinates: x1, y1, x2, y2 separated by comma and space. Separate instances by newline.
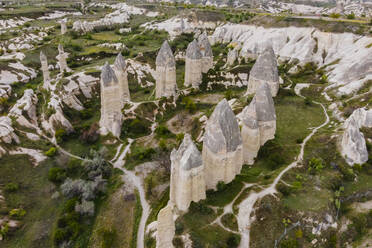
56, 44, 70, 74
202, 99, 243, 190
247, 44, 279, 97
185, 39, 203, 88
198, 31, 213, 73
155, 41, 177, 98
99, 62, 122, 138
170, 134, 205, 211
113, 53, 130, 103
40, 51, 50, 89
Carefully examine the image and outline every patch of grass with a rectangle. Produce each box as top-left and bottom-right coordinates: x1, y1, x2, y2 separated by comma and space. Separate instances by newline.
0, 155, 58, 248
205, 180, 244, 207
131, 191, 142, 248
221, 213, 238, 231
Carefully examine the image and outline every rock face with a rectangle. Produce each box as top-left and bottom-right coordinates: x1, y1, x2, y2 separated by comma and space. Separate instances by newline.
185, 40, 203, 88
40, 51, 50, 89
241, 82, 276, 164
202, 99, 243, 190
227, 47, 239, 66
113, 53, 130, 103
9, 89, 38, 128
155, 41, 177, 98
0, 116, 20, 157
156, 205, 175, 248
99, 62, 123, 138
170, 134, 206, 212
198, 32, 213, 73
56, 44, 70, 74
341, 108, 372, 166
341, 118, 368, 166
247, 45, 279, 97
60, 18, 67, 34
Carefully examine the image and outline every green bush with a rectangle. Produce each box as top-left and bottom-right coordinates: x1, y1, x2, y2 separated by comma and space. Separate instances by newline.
307, 157, 324, 174
155, 125, 174, 139
9, 208, 26, 219
181, 97, 196, 113
4, 182, 19, 192
346, 12, 355, 19
45, 147, 57, 157
48, 167, 67, 184
55, 128, 68, 143
280, 238, 298, 248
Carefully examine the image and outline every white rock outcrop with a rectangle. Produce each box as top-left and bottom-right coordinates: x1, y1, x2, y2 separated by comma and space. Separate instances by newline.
155, 41, 177, 98
156, 205, 175, 248
170, 134, 206, 212
9, 89, 38, 128
0, 116, 20, 157
341, 118, 368, 166
99, 62, 123, 138
184, 40, 203, 88
198, 32, 213, 73
113, 53, 130, 103
210, 24, 372, 96
56, 44, 70, 74
40, 51, 51, 89
247, 44, 279, 97
341, 108, 372, 166
202, 99, 243, 190
60, 18, 67, 34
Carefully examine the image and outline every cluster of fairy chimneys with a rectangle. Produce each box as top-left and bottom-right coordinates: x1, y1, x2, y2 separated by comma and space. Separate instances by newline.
39, 44, 71, 90
155, 31, 213, 98
157, 82, 277, 248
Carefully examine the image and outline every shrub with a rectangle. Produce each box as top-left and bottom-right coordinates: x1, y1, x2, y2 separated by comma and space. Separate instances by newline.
45, 147, 57, 157
155, 125, 173, 138
280, 238, 298, 248
304, 97, 312, 105
80, 123, 99, 144
181, 97, 196, 113
308, 157, 324, 174
346, 12, 355, 19
48, 167, 67, 184
9, 208, 26, 219
329, 13, 340, 18
55, 128, 68, 143
5, 182, 19, 192
227, 234, 240, 247
217, 181, 227, 191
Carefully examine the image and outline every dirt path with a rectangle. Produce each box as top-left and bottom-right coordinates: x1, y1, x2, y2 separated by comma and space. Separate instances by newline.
112, 140, 151, 248
237, 100, 330, 248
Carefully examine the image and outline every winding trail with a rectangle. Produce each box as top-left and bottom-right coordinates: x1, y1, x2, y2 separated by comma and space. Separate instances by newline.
237, 100, 330, 248
112, 139, 150, 248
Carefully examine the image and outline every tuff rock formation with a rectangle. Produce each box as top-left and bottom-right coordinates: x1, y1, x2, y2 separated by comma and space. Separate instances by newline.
60, 18, 67, 34
247, 45, 279, 97
113, 53, 130, 103
56, 44, 70, 74
241, 82, 277, 164
185, 40, 203, 88
198, 32, 213, 73
155, 41, 177, 98
227, 47, 239, 66
40, 51, 51, 89
202, 99, 243, 190
99, 62, 123, 138
9, 89, 38, 128
0, 116, 20, 157
341, 118, 368, 166
156, 205, 175, 248
341, 108, 372, 165
170, 134, 206, 212
210, 24, 372, 96
241, 101, 260, 165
